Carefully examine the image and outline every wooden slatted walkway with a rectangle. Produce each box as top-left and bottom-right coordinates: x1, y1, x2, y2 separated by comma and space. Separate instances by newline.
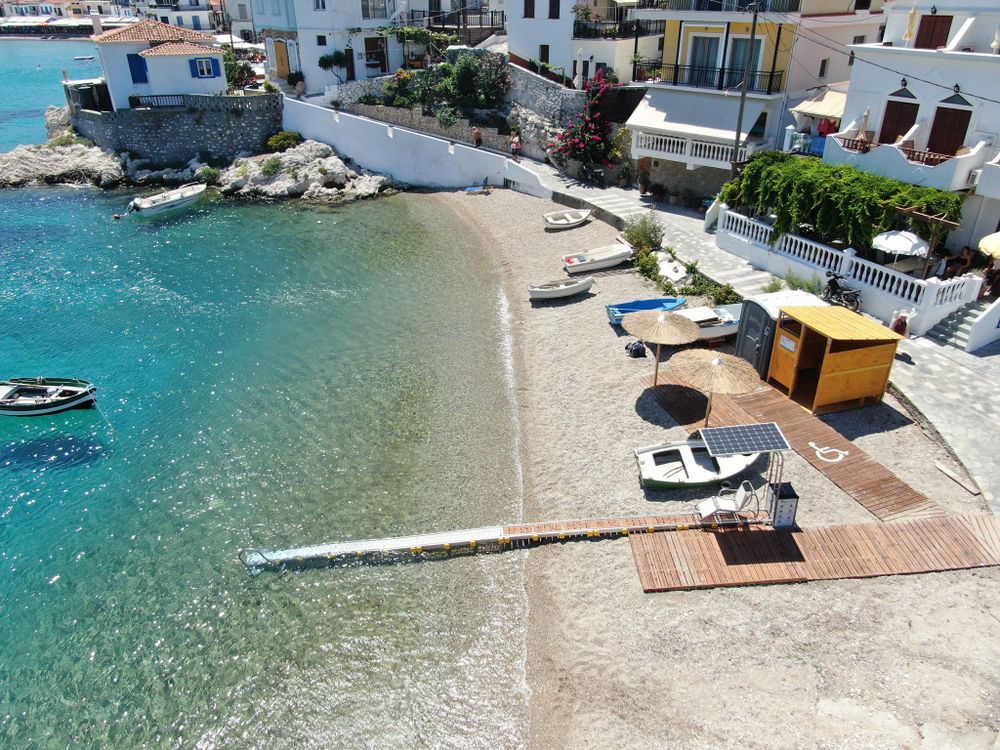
734, 388, 943, 521
641, 375, 941, 522
630, 514, 1000, 592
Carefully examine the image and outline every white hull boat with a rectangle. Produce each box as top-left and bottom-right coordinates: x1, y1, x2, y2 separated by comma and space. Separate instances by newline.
0, 378, 97, 417
562, 244, 632, 274
528, 276, 594, 300
543, 209, 592, 230
634, 439, 758, 489
675, 303, 742, 339
128, 183, 206, 217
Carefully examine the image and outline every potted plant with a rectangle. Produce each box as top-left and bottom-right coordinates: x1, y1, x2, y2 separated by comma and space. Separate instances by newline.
638, 169, 650, 195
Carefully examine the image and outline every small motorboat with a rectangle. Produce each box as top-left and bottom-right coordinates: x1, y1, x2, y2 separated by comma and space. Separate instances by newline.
606, 297, 686, 325
543, 209, 592, 230
0, 378, 96, 417
562, 244, 632, 274
528, 276, 594, 300
675, 303, 743, 339
73, 55, 95, 61
634, 438, 758, 489
127, 183, 206, 217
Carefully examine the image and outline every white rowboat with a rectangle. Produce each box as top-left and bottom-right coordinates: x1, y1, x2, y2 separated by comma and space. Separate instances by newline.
562, 244, 632, 274
128, 183, 206, 216
634, 439, 759, 489
675, 303, 743, 339
543, 209, 592, 230
528, 276, 594, 300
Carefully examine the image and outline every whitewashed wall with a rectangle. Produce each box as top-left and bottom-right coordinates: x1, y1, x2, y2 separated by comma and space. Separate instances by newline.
146, 54, 227, 98
100, 42, 148, 110
283, 97, 552, 195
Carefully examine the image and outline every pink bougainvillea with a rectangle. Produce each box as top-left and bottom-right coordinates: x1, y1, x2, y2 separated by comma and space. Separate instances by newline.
548, 71, 614, 166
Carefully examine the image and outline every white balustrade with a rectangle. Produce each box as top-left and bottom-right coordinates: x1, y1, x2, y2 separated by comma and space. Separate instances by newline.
933, 275, 977, 307
721, 210, 773, 246
634, 132, 748, 165
846, 256, 924, 305
779, 234, 841, 271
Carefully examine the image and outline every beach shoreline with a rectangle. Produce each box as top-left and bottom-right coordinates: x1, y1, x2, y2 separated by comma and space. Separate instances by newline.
440, 187, 1000, 750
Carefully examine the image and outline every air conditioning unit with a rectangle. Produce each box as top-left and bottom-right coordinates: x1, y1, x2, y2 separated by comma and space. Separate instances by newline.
968, 169, 982, 187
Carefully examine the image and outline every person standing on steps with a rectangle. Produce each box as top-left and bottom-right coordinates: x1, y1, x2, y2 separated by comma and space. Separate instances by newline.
473, 127, 483, 148
510, 132, 522, 162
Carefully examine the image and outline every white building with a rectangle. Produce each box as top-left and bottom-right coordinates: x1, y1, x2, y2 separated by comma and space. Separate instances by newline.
621, 0, 884, 194
135, 0, 217, 31
223, 0, 255, 39
93, 18, 226, 109
824, 0, 1000, 250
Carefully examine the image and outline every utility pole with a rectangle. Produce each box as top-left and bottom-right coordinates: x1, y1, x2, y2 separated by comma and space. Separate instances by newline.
730, 1, 759, 179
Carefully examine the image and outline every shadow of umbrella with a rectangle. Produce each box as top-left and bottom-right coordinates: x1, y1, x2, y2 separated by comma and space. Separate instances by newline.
621, 310, 700, 386
667, 349, 761, 427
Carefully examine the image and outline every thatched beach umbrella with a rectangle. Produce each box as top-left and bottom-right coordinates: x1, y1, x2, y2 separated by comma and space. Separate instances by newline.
667, 349, 760, 426
621, 310, 700, 386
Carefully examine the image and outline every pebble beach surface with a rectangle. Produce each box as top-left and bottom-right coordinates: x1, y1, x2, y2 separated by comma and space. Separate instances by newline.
443, 187, 1000, 750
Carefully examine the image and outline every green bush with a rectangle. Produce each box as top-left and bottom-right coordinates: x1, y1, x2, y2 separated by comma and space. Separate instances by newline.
263, 81, 278, 93
358, 94, 383, 105
762, 278, 785, 294
446, 54, 479, 109
224, 48, 256, 91
622, 212, 664, 253
473, 52, 512, 108
198, 167, 221, 185
784, 270, 823, 295
260, 156, 282, 176
286, 70, 304, 87
318, 50, 348, 71
436, 106, 460, 128
47, 132, 93, 148
266, 130, 302, 152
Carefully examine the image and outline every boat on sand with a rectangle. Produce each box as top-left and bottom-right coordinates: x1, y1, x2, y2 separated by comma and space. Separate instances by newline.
528, 276, 594, 300
634, 438, 758, 489
562, 244, 632, 274
675, 303, 742, 339
543, 209, 591, 230
0, 377, 97, 416
606, 297, 686, 325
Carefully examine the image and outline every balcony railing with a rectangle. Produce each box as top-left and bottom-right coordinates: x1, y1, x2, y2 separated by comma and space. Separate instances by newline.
634, 60, 783, 94
128, 94, 185, 108
834, 136, 955, 167
635, 0, 800, 10
572, 19, 665, 39
409, 9, 505, 29
633, 131, 752, 165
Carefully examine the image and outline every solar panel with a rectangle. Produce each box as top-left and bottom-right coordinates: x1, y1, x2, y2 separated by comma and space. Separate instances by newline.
699, 422, 790, 457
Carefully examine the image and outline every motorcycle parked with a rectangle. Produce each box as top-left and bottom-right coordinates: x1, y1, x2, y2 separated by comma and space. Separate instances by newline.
822, 271, 861, 312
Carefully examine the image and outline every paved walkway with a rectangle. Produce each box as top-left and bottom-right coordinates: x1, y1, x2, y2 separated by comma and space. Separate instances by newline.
521, 160, 1000, 512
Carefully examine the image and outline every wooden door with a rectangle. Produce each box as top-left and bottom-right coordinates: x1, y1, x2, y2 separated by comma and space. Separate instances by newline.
878, 100, 918, 144
344, 46, 355, 81
914, 15, 952, 50
926, 107, 971, 155
273, 40, 290, 79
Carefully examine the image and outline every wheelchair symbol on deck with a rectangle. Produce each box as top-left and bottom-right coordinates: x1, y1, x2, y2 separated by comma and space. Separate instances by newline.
808, 442, 849, 463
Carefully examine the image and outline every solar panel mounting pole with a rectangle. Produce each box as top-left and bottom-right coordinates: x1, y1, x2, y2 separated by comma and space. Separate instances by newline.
730, 2, 759, 179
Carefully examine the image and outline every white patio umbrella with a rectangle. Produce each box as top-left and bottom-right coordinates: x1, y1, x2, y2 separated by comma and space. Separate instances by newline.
573, 48, 584, 90
872, 230, 929, 259
902, 4, 918, 44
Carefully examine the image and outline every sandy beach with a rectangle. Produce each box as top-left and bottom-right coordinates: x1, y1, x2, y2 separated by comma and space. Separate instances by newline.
443, 188, 1000, 749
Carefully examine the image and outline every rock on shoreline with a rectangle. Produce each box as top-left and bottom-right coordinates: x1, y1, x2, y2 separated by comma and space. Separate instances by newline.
0, 143, 124, 188
217, 140, 391, 202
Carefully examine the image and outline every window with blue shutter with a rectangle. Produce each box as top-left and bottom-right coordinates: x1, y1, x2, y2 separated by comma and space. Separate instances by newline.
210, 58, 221, 77
189, 59, 199, 78
127, 53, 148, 84
191, 58, 219, 78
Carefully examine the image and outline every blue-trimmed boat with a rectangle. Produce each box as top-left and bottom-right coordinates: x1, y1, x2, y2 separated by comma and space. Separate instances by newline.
606, 297, 686, 325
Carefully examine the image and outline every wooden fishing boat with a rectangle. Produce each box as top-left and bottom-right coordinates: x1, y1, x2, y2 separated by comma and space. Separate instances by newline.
606, 297, 686, 325
528, 276, 594, 300
675, 303, 743, 339
0, 378, 96, 416
634, 439, 758, 489
562, 244, 632, 274
543, 209, 592, 230
128, 183, 206, 217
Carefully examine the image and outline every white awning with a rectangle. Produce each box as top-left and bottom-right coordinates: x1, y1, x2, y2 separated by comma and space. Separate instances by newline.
0, 16, 54, 26
790, 88, 847, 120
626, 88, 768, 142
47, 17, 94, 26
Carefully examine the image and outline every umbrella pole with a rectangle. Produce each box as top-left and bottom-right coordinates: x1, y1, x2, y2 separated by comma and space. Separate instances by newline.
704, 390, 714, 427
653, 343, 661, 385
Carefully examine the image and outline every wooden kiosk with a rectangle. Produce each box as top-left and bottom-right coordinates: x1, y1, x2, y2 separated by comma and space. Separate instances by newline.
766, 306, 902, 415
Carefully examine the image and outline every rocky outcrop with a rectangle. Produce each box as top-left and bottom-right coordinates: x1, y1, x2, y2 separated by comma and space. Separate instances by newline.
0, 143, 123, 188
217, 140, 391, 202
45, 105, 72, 139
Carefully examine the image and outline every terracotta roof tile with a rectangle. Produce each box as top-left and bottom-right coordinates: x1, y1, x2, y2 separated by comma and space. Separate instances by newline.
138, 41, 221, 57
94, 18, 216, 44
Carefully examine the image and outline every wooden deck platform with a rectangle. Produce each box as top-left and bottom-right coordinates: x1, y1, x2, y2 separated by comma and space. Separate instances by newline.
630, 513, 1000, 592
641, 374, 941, 522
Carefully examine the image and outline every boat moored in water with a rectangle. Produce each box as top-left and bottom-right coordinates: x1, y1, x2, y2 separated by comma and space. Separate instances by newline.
634, 438, 758, 489
0, 378, 97, 416
127, 183, 206, 217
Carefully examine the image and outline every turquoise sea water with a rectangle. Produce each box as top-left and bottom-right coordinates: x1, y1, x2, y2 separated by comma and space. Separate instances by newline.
0, 39, 99, 151
1, 43, 527, 748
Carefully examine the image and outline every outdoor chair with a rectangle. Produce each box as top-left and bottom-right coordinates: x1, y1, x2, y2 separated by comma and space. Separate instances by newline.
697, 480, 759, 522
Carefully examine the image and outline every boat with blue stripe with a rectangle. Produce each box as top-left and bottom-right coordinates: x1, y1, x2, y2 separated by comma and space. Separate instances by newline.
606, 297, 686, 325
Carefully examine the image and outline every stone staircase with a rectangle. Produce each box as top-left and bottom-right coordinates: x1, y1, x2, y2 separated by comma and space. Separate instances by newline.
923, 298, 991, 349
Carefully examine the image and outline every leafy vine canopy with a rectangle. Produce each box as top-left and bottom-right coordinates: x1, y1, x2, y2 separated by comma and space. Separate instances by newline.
718, 151, 963, 250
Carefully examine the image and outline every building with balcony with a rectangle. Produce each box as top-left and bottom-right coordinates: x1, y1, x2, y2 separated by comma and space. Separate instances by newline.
135, 0, 217, 29
507, 0, 663, 85
622, 0, 883, 193
823, 0, 1000, 250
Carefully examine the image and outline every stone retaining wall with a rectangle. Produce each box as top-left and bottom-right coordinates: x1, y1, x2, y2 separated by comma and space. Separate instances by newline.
70, 93, 283, 166
350, 103, 511, 151
326, 76, 392, 107
508, 65, 586, 128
